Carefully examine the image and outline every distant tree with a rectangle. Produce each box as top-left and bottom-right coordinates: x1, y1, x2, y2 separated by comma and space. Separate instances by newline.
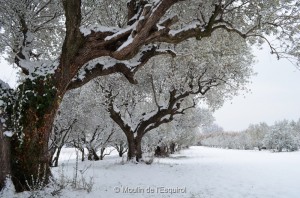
245, 123, 269, 150
56, 86, 120, 161
200, 119, 299, 152
263, 120, 298, 152
112, 130, 128, 158
84, 125, 115, 161
49, 119, 77, 167
145, 106, 214, 156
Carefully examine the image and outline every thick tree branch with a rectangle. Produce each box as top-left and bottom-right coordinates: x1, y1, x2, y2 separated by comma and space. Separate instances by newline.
64, 1, 244, 89
67, 46, 176, 90
107, 98, 133, 138
58, 0, 84, 82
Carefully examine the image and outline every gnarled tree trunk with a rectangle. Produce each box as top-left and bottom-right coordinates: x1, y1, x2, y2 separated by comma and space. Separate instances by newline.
10, 94, 59, 192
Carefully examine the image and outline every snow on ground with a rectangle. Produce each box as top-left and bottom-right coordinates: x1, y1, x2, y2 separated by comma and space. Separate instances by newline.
3, 146, 300, 198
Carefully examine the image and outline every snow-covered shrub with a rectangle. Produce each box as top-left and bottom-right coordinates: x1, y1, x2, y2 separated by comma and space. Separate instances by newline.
263, 120, 298, 152
142, 152, 155, 165
291, 119, 300, 147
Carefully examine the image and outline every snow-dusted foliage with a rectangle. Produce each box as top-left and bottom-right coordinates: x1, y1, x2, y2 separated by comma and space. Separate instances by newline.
0, 79, 15, 136
1, 0, 299, 84
243, 123, 270, 150
200, 120, 300, 152
263, 120, 298, 152
0, 80, 13, 109
50, 83, 127, 162
142, 107, 215, 154
85, 28, 256, 160
201, 123, 224, 134
0, 0, 63, 78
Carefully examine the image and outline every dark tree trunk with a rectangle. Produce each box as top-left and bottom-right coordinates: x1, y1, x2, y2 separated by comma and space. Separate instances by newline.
100, 147, 105, 160
87, 149, 92, 160
49, 147, 57, 167
88, 148, 99, 161
81, 148, 85, 161
154, 146, 161, 156
127, 135, 143, 162
51, 147, 62, 167
154, 145, 169, 157
135, 138, 142, 161
0, 117, 11, 190
93, 149, 100, 160
170, 142, 176, 154
119, 150, 123, 157
127, 135, 135, 160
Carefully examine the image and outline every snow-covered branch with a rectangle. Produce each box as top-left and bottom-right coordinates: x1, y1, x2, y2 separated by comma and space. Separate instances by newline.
68, 45, 176, 89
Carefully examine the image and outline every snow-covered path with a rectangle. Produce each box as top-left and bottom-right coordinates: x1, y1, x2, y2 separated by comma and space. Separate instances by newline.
51, 146, 300, 198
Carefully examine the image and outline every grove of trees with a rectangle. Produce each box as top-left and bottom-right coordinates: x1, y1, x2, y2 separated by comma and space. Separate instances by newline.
199, 119, 300, 152
0, 0, 299, 192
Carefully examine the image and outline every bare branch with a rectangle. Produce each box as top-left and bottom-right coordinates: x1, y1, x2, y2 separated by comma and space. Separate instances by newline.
149, 74, 160, 110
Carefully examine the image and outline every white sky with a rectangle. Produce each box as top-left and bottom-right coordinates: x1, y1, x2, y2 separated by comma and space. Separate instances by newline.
1, 45, 300, 131
214, 45, 300, 131
0, 58, 19, 88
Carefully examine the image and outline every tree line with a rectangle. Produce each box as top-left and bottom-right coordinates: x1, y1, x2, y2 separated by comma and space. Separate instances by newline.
199, 120, 300, 152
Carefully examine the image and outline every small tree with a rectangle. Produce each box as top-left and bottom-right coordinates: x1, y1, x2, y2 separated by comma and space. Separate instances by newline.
245, 123, 269, 150
49, 119, 77, 167
112, 130, 128, 158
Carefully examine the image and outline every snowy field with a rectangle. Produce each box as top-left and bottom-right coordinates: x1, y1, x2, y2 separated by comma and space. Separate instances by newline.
3, 146, 300, 198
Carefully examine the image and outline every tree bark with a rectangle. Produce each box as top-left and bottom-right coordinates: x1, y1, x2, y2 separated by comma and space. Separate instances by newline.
0, 115, 11, 190
10, 100, 58, 192
135, 137, 142, 161
126, 135, 143, 162
7, 1, 85, 191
